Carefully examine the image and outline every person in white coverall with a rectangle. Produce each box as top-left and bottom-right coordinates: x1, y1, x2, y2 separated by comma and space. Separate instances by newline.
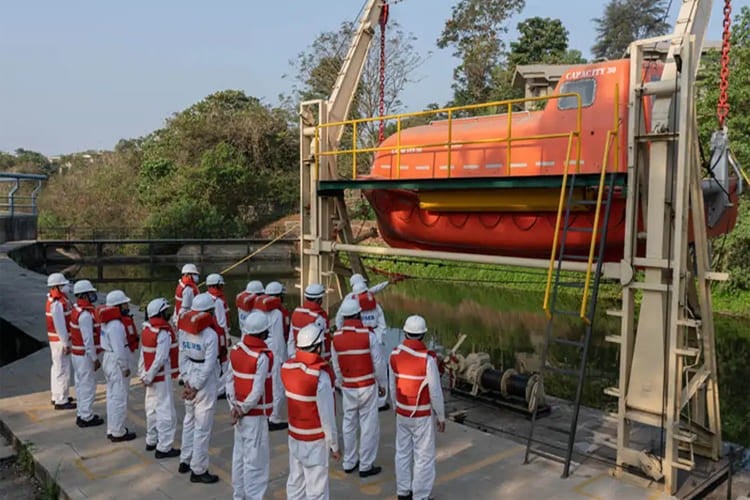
206, 273, 230, 399
253, 281, 288, 430
226, 311, 274, 500
331, 297, 386, 477
101, 290, 137, 442
389, 315, 445, 500
45, 273, 76, 410
139, 298, 180, 458
333, 273, 389, 329
281, 323, 340, 500
178, 292, 221, 484
70, 279, 104, 427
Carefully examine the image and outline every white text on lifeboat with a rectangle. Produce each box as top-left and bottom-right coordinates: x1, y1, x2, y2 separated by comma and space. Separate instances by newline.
565, 67, 617, 80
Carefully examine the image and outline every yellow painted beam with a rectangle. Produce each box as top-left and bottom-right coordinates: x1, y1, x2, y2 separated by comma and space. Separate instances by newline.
418, 188, 591, 213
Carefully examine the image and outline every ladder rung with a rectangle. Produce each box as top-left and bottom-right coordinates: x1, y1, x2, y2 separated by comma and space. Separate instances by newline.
675, 347, 700, 357
604, 335, 622, 344
575, 199, 602, 206
606, 308, 623, 317
560, 254, 590, 262
551, 337, 584, 348
674, 430, 697, 443
636, 133, 679, 142
566, 226, 594, 233
633, 257, 672, 269
551, 309, 582, 318
673, 458, 695, 471
677, 318, 702, 328
628, 282, 670, 292
603, 387, 620, 398
557, 281, 586, 289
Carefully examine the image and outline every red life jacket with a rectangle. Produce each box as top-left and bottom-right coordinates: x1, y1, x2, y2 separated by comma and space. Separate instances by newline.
332, 319, 375, 389
178, 311, 224, 362
235, 291, 260, 316
290, 300, 331, 359
254, 295, 290, 342
229, 335, 274, 416
70, 299, 102, 356
281, 350, 334, 442
356, 290, 378, 312
208, 288, 230, 362
45, 289, 71, 343
174, 276, 199, 314
390, 339, 436, 418
98, 306, 139, 352
141, 317, 179, 382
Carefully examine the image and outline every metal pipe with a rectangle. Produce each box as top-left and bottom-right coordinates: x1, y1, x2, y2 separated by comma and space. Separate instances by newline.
323, 241, 621, 278
7, 179, 18, 217
31, 180, 43, 215
0, 172, 47, 180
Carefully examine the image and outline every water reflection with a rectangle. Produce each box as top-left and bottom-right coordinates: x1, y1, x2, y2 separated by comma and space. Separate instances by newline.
46, 261, 750, 446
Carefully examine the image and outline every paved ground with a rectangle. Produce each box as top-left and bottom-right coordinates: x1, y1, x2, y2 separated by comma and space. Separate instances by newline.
0, 242, 729, 499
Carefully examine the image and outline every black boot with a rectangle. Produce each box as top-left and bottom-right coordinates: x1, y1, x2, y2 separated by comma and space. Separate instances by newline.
155, 448, 181, 459
54, 401, 77, 410
76, 415, 104, 427
359, 465, 382, 478
190, 471, 219, 484
178, 462, 191, 474
108, 428, 136, 442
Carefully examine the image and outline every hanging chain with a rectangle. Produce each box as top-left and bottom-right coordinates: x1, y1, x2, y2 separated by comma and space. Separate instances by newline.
378, 2, 389, 144
717, 0, 732, 129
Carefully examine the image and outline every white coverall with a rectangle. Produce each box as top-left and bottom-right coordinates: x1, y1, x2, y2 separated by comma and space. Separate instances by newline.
226, 352, 270, 500
179, 326, 219, 475
71, 309, 97, 420
138, 327, 177, 453
101, 319, 132, 438
171, 284, 196, 327
286, 314, 327, 360
331, 330, 386, 472
48, 299, 72, 405
333, 280, 389, 329
261, 307, 287, 424
389, 353, 445, 500
286, 370, 338, 500
211, 295, 230, 397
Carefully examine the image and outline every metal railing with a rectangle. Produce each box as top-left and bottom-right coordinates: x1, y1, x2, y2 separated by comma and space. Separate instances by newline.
314, 93, 583, 180
0, 172, 46, 216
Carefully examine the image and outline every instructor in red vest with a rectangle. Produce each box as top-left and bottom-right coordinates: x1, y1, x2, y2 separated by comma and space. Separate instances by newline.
390, 315, 445, 500
281, 323, 340, 500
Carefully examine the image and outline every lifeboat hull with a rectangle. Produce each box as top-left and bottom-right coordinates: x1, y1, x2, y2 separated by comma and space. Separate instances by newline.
363, 187, 738, 262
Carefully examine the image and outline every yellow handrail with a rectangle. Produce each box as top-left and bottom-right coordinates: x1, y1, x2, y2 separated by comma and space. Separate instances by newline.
312, 92, 583, 181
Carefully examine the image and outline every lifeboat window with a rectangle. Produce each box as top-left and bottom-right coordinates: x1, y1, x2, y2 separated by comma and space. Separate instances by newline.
557, 79, 596, 110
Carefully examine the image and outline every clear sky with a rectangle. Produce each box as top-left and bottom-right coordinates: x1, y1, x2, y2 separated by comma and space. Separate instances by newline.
0, 0, 728, 155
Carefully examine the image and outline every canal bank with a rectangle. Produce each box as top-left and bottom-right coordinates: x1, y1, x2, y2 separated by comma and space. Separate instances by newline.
0, 242, 746, 498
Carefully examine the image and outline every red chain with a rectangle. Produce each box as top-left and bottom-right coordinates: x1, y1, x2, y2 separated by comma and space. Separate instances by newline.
717, 0, 732, 128
378, 3, 389, 143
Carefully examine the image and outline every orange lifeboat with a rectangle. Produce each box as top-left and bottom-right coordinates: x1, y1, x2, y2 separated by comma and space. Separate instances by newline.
359, 60, 738, 261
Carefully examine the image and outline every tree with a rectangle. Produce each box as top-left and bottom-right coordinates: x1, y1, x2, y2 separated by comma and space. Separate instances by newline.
592, 0, 670, 60
437, 0, 525, 106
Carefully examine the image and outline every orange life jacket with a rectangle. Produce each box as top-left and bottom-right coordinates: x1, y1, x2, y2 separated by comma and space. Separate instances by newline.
235, 291, 260, 316
290, 300, 331, 360
390, 339, 436, 418
174, 276, 199, 314
229, 335, 274, 416
45, 289, 71, 343
254, 295, 290, 342
141, 317, 179, 382
281, 350, 334, 442
332, 318, 375, 389
70, 299, 102, 356
98, 306, 139, 352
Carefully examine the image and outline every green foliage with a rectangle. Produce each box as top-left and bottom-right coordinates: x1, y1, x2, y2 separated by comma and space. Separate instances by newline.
437, 0, 526, 107
591, 0, 670, 60
509, 17, 573, 67
0, 148, 56, 175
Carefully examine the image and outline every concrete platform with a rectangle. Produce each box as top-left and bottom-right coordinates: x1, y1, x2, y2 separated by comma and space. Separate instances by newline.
0, 246, 721, 499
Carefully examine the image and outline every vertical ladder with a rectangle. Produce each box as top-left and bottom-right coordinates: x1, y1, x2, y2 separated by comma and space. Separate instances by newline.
525, 163, 618, 477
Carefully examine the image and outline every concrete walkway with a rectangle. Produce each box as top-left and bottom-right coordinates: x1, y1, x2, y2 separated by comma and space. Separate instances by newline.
0, 244, 673, 499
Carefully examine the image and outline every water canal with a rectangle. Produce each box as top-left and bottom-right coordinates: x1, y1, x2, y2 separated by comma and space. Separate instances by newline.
39, 259, 750, 448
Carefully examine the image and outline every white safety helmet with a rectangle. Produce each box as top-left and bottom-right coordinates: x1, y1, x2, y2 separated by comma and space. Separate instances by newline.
350, 273, 366, 286
245, 280, 264, 294
181, 263, 199, 275
242, 311, 269, 335
191, 293, 215, 312
106, 290, 131, 307
296, 322, 324, 350
352, 281, 368, 295
339, 297, 362, 317
73, 279, 96, 295
47, 273, 69, 288
403, 314, 428, 337
147, 298, 170, 319
304, 283, 326, 300
206, 273, 225, 287
265, 281, 284, 296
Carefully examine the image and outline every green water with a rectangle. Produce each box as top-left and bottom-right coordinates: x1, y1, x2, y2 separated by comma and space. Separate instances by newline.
48, 261, 750, 446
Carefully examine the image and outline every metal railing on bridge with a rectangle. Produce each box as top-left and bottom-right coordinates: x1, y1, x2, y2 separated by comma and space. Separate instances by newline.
0, 172, 47, 216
